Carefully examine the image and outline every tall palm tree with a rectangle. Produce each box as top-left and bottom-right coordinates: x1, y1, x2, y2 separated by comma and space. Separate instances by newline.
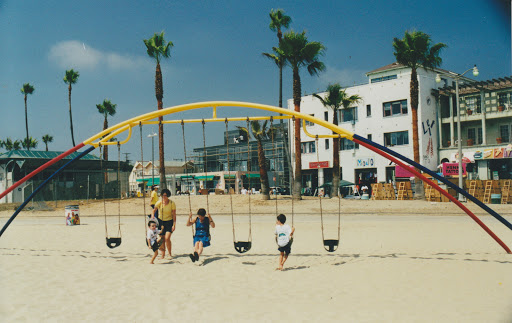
96, 99, 117, 160
393, 30, 446, 198
266, 10, 293, 193
22, 137, 38, 150
314, 84, 362, 197
42, 134, 54, 151
20, 83, 35, 144
268, 9, 292, 109
63, 69, 80, 147
279, 30, 326, 199
144, 31, 174, 190
238, 121, 273, 200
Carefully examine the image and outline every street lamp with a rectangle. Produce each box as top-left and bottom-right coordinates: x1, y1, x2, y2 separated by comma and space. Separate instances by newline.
436, 65, 479, 201
147, 133, 157, 188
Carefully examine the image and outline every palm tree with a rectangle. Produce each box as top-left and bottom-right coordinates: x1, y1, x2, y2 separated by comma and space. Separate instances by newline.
268, 9, 292, 109
96, 99, 117, 160
144, 31, 174, 190
393, 30, 446, 198
22, 136, 38, 150
238, 121, 273, 200
3, 138, 23, 151
21, 83, 35, 144
314, 84, 362, 197
63, 69, 80, 146
42, 134, 54, 151
279, 30, 326, 199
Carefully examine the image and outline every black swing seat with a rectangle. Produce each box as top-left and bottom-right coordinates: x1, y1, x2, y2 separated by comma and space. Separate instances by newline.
234, 241, 252, 253
323, 239, 339, 252
106, 237, 122, 249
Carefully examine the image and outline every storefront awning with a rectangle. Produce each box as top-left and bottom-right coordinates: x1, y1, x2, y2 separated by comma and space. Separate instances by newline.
195, 175, 215, 180
245, 174, 260, 179
136, 178, 160, 185
224, 174, 236, 178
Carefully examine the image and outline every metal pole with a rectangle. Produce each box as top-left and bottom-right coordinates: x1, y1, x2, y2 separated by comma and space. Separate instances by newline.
455, 78, 464, 202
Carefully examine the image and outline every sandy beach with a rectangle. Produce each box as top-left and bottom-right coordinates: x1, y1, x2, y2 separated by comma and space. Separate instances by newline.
1, 196, 512, 322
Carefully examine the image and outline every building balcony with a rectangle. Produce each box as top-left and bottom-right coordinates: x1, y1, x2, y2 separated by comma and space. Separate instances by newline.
441, 106, 512, 124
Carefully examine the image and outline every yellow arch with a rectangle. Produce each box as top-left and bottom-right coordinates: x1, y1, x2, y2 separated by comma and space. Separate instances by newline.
83, 101, 354, 147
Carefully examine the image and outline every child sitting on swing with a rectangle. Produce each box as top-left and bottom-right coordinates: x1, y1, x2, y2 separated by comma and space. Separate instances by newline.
186, 208, 215, 262
147, 219, 163, 264
275, 214, 295, 271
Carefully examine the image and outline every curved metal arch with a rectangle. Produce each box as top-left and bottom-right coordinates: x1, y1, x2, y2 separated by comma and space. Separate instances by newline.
83, 101, 354, 147
0, 101, 510, 253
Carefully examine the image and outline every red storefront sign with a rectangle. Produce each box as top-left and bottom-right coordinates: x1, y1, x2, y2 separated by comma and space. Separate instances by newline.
309, 161, 329, 169
442, 163, 467, 176
395, 164, 415, 178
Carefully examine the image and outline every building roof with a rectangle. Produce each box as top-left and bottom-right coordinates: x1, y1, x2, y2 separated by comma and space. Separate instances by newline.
366, 62, 454, 76
436, 76, 512, 96
0, 150, 100, 160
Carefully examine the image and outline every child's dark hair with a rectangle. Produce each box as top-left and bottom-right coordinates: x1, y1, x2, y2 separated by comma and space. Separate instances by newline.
148, 220, 157, 227
197, 208, 206, 217
161, 188, 171, 196
277, 214, 286, 224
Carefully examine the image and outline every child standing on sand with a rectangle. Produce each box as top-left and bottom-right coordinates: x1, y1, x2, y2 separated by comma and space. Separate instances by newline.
275, 214, 295, 271
147, 219, 162, 264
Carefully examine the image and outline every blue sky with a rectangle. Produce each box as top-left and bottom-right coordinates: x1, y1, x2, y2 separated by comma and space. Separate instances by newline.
0, 0, 510, 161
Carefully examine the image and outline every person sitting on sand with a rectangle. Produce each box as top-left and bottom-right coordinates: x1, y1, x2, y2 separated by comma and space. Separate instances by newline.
186, 208, 215, 262
275, 214, 295, 271
151, 188, 176, 259
147, 219, 162, 264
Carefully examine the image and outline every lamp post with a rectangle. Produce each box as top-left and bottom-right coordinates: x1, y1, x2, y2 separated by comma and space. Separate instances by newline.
147, 133, 157, 188
436, 65, 479, 201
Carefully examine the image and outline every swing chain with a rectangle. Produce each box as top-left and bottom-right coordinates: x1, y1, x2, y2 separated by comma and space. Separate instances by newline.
117, 141, 122, 237
225, 119, 236, 242
139, 122, 147, 235
269, 116, 278, 216
181, 120, 194, 236
246, 117, 252, 240
201, 119, 210, 215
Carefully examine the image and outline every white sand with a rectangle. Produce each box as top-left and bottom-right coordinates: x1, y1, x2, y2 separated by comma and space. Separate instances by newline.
1, 197, 511, 322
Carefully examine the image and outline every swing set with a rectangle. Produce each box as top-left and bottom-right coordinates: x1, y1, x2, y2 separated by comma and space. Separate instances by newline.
0, 101, 511, 255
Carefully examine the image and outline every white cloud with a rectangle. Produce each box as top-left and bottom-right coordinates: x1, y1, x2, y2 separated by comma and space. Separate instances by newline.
48, 40, 151, 70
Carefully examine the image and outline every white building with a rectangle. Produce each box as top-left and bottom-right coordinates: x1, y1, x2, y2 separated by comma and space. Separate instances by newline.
288, 62, 468, 190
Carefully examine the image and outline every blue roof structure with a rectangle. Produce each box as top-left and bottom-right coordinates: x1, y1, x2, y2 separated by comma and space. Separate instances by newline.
0, 150, 100, 161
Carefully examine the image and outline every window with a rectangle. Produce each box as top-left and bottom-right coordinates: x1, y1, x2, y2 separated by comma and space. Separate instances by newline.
324, 111, 328, 121
367, 134, 372, 141
338, 107, 358, 123
370, 74, 397, 83
500, 125, 510, 142
498, 92, 510, 107
325, 139, 330, 150
301, 141, 316, 154
465, 96, 481, 113
366, 104, 371, 117
383, 99, 407, 117
301, 114, 315, 127
340, 138, 359, 150
384, 131, 409, 146
467, 127, 483, 144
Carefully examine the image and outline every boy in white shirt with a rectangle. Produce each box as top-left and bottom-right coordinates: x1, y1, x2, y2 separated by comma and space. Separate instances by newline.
275, 214, 295, 271
147, 220, 162, 264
